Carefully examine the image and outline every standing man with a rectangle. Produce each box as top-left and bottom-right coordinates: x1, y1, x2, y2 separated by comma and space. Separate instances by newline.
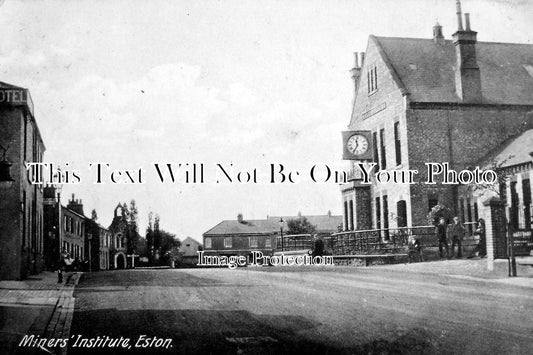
475, 218, 486, 258
450, 216, 466, 258
435, 217, 448, 258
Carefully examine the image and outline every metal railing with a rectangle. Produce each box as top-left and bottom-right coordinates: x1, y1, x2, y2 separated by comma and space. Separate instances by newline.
276, 234, 313, 252
276, 222, 480, 255
328, 226, 436, 255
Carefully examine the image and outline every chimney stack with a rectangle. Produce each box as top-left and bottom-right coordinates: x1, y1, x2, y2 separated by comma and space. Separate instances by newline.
350, 52, 362, 98
67, 194, 85, 215
452, 2, 482, 103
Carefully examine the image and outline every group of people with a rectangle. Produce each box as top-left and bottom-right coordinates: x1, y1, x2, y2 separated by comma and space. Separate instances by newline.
435, 217, 486, 259
57, 249, 90, 283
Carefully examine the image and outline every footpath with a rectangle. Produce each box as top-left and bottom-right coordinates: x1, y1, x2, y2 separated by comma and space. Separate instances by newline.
369, 257, 533, 288
0, 271, 81, 355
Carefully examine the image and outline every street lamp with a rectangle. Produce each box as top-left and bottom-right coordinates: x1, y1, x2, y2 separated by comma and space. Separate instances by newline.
51, 170, 63, 271
279, 218, 284, 251
88, 233, 92, 272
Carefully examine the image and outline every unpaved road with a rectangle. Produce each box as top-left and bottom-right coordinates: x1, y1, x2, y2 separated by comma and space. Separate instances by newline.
68, 267, 533, 354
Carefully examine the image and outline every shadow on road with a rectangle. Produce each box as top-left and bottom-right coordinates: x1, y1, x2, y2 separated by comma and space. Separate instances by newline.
68, 307, 434, 355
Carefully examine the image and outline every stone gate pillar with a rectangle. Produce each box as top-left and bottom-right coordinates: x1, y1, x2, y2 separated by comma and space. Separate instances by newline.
483, 197, 507, 270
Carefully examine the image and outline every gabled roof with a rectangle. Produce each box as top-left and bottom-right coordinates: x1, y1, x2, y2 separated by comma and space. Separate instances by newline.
477, 129, 533, 169
178, 237, 201, 254
204, 213, 343, 236
268, 215, 343, 233
372, 36, 533, 105
0, 81, 24, 89
203, 219, 279, 236
181, 236, 201, 246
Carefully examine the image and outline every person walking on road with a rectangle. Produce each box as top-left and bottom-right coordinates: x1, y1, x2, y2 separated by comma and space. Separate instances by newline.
450, 216, 466, 258
435, 217, 448, 258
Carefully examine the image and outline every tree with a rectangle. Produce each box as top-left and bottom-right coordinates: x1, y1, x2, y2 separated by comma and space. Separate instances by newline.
427, 204, 453, 226
126, 199, 140, 254
287, 217, 316, 235
146, 212, 154, 261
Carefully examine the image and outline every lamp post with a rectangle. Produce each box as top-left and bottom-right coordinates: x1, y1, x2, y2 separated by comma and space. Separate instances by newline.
279, 218, 284, 251
88, 233, 92, 272
52, 171, 63, 270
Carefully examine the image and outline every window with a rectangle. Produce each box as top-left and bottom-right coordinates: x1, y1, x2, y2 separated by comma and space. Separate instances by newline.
265, 237, 271, 248
459, 198, 465, 224
523, 179, 531, 230
383, 195, 389, 240
348, 200, 354, 230
379, 128, 386, 169
367, 64, 378, 94
372, 131, 379, 165
249, 236, 258, 248
394, 121, 402, 166
224, 237, 232, 248
344, 201, 349, 231
428, 197, 438, 212
205, 238, 212, 249
396, 200, 407, 228
375, 196, 381, 230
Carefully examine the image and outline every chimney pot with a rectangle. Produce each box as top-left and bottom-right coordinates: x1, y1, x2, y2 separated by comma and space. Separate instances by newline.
353, 52, 359, 68
360, 52, 365, 68
456, 0, 464, 31
464, 13, 471, 31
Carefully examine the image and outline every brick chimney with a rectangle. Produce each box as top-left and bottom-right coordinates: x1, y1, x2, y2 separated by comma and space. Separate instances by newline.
452, 1, 482, 103
350, 52, 363, 94
67, 193, 84, 215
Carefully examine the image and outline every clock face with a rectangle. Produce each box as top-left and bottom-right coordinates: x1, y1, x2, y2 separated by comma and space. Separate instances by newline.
347, 134, 369, 155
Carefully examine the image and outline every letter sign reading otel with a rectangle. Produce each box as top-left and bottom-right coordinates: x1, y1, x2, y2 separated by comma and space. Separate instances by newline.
342, 131, 373, 160
0, 89, 27, 104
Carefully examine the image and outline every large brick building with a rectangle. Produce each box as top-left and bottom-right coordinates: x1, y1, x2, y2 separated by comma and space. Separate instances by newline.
203, 212, 343, 257
0, 82, 45, 280
341, 1, 533, 243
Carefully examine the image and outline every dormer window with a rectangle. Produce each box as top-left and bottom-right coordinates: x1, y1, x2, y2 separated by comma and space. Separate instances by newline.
367, 64, 378, 94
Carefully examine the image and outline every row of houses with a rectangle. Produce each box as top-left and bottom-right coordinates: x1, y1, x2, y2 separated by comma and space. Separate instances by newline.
43, 188, 132, 273
0, 80, 134, 280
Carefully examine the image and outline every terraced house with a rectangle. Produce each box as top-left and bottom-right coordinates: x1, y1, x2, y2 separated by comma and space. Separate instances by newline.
0, 82, 45, 280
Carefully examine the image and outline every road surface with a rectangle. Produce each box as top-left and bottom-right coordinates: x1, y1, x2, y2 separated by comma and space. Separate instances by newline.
67, 267, 533, 354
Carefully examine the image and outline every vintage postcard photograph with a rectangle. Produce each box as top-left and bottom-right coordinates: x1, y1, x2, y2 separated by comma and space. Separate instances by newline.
0, 0, 532, 354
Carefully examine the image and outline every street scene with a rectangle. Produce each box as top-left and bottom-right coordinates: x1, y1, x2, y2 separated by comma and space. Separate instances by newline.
1, 0, 533, 354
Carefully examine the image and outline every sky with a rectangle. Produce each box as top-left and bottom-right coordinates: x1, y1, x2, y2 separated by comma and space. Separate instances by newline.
1, 0, 531, 242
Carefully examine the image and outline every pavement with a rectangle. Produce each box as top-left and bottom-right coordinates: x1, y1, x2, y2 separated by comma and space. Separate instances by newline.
0, 271, 81, 355
368, 257, 533, 287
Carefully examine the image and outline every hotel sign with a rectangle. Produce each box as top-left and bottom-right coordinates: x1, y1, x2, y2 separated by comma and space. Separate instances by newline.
0, 88, 34, 116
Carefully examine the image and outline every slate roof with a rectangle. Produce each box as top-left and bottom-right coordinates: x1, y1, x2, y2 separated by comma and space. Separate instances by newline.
268, 215, 343, 234
372, 36, 533, 105
477, 129, 533, 168
0, 81, 24, 89
203, 214, 343, 236
203, 219, 279, 236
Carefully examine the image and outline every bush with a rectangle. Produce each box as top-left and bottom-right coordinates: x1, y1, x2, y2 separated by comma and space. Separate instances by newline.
427, 204, 453, 226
